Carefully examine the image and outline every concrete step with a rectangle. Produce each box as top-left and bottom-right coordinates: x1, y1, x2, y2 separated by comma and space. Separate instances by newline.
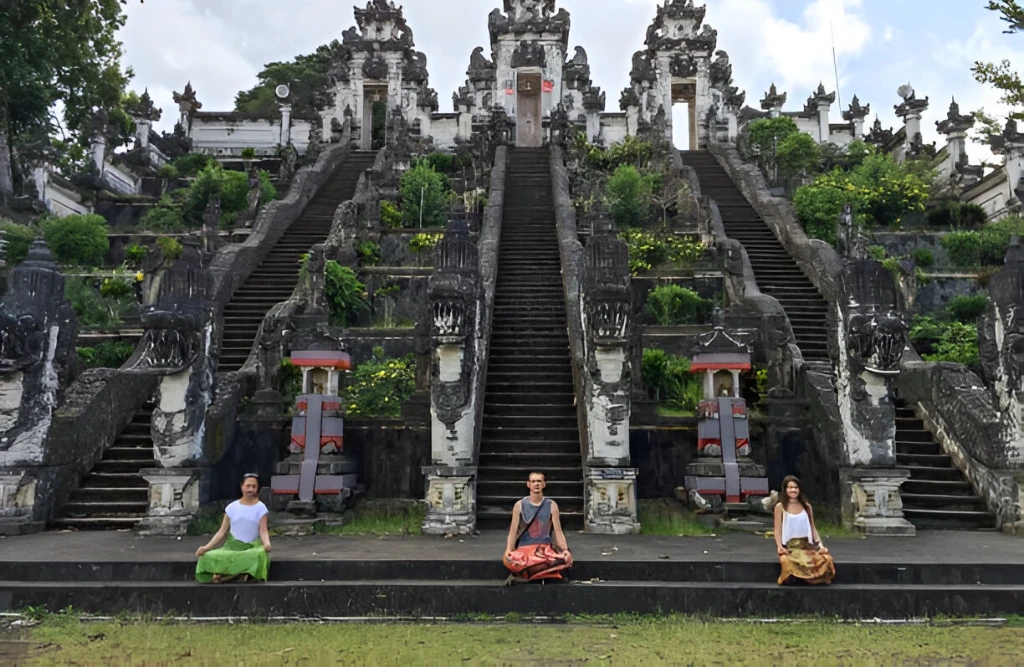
50, 517, 143, 530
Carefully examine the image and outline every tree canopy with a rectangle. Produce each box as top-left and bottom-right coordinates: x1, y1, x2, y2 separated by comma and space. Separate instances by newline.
972, 1, 1024, 119
234, 43, 339, 119
0, 0, 134, 196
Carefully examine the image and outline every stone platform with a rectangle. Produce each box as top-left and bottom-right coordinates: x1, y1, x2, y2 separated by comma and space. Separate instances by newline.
0, 531, 1021, 619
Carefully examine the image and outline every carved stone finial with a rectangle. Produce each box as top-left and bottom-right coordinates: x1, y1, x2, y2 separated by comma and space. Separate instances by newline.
760, 83, 787, 112
936, 96, 976, 136
842, 95, 871, 122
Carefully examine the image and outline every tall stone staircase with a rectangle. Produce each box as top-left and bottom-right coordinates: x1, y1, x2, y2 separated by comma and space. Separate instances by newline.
218, 150, 377, 372
895, 401, 995, 530
679, 151, 830, 362
53, 401, 155, 530
476, 147, 584, 530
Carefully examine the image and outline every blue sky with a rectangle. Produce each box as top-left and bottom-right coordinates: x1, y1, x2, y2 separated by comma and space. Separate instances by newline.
120, 1, 1022, 161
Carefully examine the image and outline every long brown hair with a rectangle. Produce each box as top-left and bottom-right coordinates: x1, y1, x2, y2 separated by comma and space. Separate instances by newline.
777, 475, 811, 512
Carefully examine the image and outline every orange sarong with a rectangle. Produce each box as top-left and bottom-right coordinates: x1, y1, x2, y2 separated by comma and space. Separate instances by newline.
504, 544, 573, 583
778, 538, 835, 585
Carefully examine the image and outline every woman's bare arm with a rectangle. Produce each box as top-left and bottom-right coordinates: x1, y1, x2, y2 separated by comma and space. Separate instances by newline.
773, 504, 787, 554
259, 514, 271, 553
196, 514, 230, 557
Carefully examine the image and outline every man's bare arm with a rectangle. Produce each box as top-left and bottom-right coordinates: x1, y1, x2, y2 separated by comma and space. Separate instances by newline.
505, 502, 522, 556
550, 502, 569, 551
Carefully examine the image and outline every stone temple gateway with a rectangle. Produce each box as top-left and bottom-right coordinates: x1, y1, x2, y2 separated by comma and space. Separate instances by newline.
1, 0, 1022, 568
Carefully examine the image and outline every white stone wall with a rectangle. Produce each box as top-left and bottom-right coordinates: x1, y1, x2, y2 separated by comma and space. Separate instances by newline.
45, 182, 91, 217
964, 169, 1014, 221
190, 118, 311, 157
431, 116, 460, 150
101, 161, 139, 195
600, 114, 629, 146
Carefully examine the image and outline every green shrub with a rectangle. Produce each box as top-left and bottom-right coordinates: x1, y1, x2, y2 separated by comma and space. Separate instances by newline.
343, 347, 416, 417
380, 200, 402, 228
776, 131, 821, 179
924, 321, 980, 368
100, 276, 134, 300
156, 237, 183, 262
646, 284, 713, 325
748, 116, 800, 166
793, 152, 932, 245
979, 215, 1024, 266
356, 239, 381, 267
65, 278, 136, 328
399, 163, 448, 228
606, 165, 654, 227
602, 136, 654, 171
911, 247, 934, 269
324, 260, 368, 327
171, 153, 215, 177
941, 231, 982, 268
157, 163, 178, 180
414, 152, 465, 175
641, 348, 703, 411
278, 358, 303, 404
77, 340, 135, 369
910, 314, 980, 369
141, 194, 187, 232
927, 199, 988, 230
946, 294, 989, 324
620, 229, 706, 274
43, 215, 109, 267
408, 232, 442, 264
0, 221, 37, 266
868, 246, 887, 261
124, 243, 147, 266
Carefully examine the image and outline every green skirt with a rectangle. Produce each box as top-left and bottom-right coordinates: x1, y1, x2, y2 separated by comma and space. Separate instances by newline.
195, 535, 270, 583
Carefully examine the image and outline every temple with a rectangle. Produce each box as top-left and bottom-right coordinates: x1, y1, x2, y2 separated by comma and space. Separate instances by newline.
0, 0, 1021, 605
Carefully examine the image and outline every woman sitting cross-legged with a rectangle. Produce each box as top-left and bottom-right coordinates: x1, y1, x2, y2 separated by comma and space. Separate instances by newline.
774, 475, 835, 586
195, 474, 271, 583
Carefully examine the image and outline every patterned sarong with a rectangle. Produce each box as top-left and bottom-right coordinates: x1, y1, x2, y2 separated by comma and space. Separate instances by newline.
778, 537, 835, 585
195, 535, 270, 583
504, 544, 573, 583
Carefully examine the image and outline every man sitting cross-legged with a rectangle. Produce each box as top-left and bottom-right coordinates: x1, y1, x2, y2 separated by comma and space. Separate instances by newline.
503, 471, 573, 584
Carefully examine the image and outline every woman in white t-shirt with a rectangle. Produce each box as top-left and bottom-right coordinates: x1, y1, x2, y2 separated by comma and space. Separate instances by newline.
773, 475, 835, 585
195, 474, 272, 583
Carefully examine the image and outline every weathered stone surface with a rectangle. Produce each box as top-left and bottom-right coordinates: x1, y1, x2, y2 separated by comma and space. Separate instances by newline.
840, 468, 915, 536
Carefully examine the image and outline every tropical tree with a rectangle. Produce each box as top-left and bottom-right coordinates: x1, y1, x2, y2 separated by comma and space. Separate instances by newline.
972, 1, 1024, 119
234, 43, 339, 119
0, 0, 134, 198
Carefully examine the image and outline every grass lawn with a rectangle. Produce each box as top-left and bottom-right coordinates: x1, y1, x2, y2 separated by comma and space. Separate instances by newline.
5, 615, 1022, 665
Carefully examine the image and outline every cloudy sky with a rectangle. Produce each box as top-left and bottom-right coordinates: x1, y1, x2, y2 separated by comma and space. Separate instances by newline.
120, 0, 1023, 159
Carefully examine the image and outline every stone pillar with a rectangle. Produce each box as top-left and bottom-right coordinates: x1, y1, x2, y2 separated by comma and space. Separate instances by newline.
694, 54, 711, 149
91, 134, 106, 173
136, 468, 201, 536
841, 469, 914, 536
279, 104, 293, 147
1001, 121, 1024, 202
833, 221, 916, 536
422, 221, 482, 535
0, 239, 78, 534
843, 96, 871, 138
32, 166, 48, 209
895, 85, 929, 160
581, 218, 639, 534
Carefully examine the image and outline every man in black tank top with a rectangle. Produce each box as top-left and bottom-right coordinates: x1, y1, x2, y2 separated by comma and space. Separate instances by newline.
502, 472, 573, 583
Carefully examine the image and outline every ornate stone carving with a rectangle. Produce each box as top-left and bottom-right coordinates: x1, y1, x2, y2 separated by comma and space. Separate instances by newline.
510, 41, 547, 69
583, 217, 631, 344
128, 246, 210, 374
842, 95, 871, 123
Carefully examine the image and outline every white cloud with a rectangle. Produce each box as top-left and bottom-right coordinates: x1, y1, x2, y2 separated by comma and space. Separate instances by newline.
884, 25, 894, 42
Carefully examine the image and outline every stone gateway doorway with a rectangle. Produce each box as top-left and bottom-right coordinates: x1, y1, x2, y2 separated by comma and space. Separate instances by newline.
362, 85, 388, 151
516, 72, 542, 148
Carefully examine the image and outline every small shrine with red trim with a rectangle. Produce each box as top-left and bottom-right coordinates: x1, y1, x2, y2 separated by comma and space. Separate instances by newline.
684, 323, 770, 509
270, 349, 359, 513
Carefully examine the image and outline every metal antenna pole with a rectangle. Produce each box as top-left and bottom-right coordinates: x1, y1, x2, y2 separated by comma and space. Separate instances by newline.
831, 21, 843, 111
